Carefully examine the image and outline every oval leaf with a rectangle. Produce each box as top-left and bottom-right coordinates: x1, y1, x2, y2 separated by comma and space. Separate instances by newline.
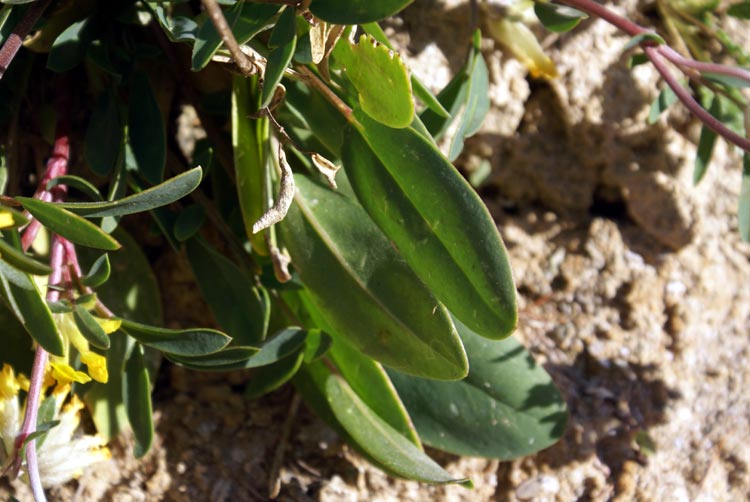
16, 197, 121, 250
165, 346, 260, 370
119, 318, 231, 356
278, 174, 468, 380
0, 235, 52, 275
334, 34, 414, 128
85, 89, 123, 177
185, 237, 269, 345
0, 259, 64, 356
56, 167, 203, 218
261, 7, 297, 108
244, 350, 304, 399
124, 343, 154, 458
47, 175, 104, 202
310, 0, 413, 23
326, 374, 472, 487
534, 2, 587, 33
128, 71, 166, 185
81, 253, 111, 288
389, 318, 568, 459
343, 114, 517, 339
73, 304, 111, 350
173, 204, 205, 242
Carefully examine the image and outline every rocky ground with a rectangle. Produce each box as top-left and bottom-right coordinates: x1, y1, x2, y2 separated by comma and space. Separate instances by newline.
3, 0, 750, 500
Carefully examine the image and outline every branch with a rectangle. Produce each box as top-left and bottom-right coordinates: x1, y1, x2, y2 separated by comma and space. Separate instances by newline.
200, 0, 261, 77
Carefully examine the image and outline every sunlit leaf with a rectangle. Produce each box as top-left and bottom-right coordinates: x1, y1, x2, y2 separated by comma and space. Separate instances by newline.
278, 174, 468, 380
261, 6, 297, 108
56, 167, 203, 218
390, 317, 568, 459
16, 197, 121, 250
343, 114, 517, 339
73, 303, 110, 349
534, 2, 587, 33
326, 374, 472, 486
333, 34, 414, 128
119, 318, 231, 356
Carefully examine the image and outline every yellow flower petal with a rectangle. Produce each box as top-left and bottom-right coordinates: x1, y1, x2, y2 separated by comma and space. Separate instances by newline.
488, 19, 558, 80
80, 351, 108, 383
0, 364, 21, 400
0, 210, 14, 229
93, 317, 121, 335
50, 362, 91, 385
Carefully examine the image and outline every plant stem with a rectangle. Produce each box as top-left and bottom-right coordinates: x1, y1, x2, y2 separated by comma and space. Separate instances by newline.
200, 0, 260, 77
0, 0, 52, 79
556, 0, 750, 152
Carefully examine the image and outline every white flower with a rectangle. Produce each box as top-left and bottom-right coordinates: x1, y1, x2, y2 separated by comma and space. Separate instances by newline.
0, 364, 111, 488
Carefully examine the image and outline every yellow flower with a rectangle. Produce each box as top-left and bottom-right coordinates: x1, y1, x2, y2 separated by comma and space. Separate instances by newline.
0, 209, 15, 229
0, 365, 110, 488
50, 312, 119, 385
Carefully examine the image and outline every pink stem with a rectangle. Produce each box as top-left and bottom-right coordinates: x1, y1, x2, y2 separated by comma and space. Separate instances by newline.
556, 0, 750, 152
0, 0, 52, 80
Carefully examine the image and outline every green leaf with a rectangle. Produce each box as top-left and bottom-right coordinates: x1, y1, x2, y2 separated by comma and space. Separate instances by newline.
173, 204, 205, 241
327, 336, 421, 448
47, 175, 104, 202
56, 167, 203, 218
244, 350, 304, 399
261, 7, 297, 108
326, 374, 472, 487
0, 256, 64, 356
191, 2, 279, 71
390, 318, 568, 459
447, 30, 489, 161
700, 71, 750, 89
119, 318, 231, 356
278, 174, 468, 380
165, 346, 260, 370
647, 85, 679, 124
128, 71, 166, 185
81, 253, 111, 288
534, 2, 587, 33
727, 1, 750, 19
343, 114, 517, 339
73, 303, 110, 350
302, 329, 332, 362
232, 75, 269, 254
333, 34, 414, 128
360, 22, 449, 118
185, 237, 269, 345
146, 2, 198, 43
310, 0, 413, 23
0, 234, 51, 275
242, 327, 307, 367
624, 32, 666, 51
693, 97, 720, 185
47, 18, 91, 72
16, 197, 121, 250
85, 89, 123, 177
740, 155, 750, 242
124, 343, 154, 458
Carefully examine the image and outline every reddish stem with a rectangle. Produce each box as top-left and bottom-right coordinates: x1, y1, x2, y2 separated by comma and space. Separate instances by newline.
0, 0, 52, 80
556, 0, 750, 152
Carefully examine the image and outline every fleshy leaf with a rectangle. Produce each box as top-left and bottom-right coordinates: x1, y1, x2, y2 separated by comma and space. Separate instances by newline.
185, 237, 269, 345
326, 374, 472, 487
244, 351, 305, 398
16, 197, 121, 250
334, 34, 414, 128
165, 346, 260, 370
119, 318, 231, 356
74, 304, 111, 349
85, 89, 122, 177
128, 71, 166, 185
278, 174, 468, 380
55, 167, 202, 218
389, 317, 568, 459
261, 6, 297, 108
81, 253, 111, 288
309, 0, 413, 24
343, 114, 517, 339
124, 343, 154, 458
534, 2, 587, 33
0, 234, 52, 275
